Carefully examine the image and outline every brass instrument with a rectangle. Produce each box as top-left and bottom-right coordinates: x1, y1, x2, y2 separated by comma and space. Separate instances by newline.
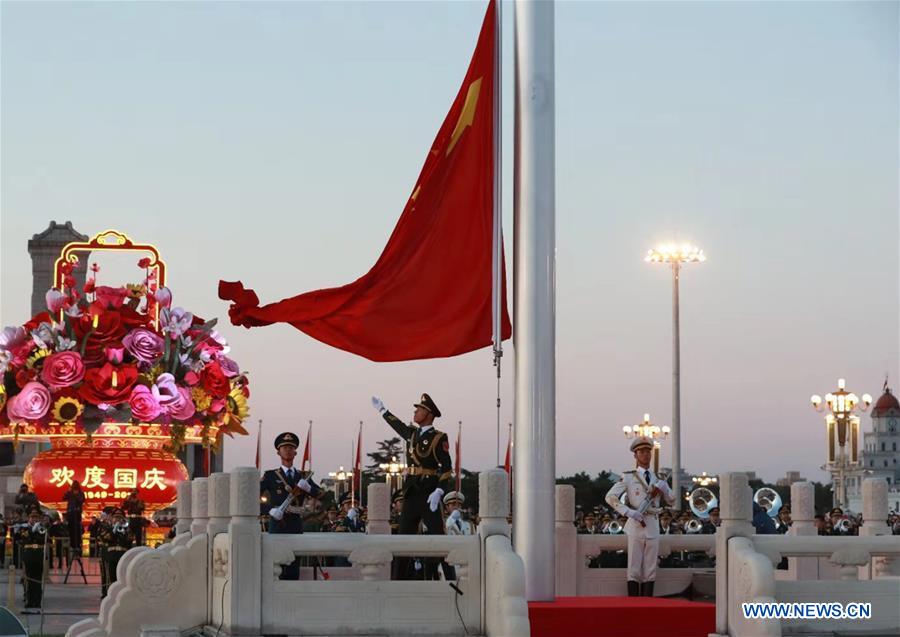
688, 487, 718, 519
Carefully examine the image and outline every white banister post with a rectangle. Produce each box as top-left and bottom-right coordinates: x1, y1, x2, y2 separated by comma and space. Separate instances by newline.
555, 485, 576, 595
227, 467, 262, 635
176, 479, 193, 536
366, 483, 390, 535
208, 473, 231, 537
789, 481, 818, 580
207, 472, 230, 628
478, 470, 510, 539
190, 478, 209, 537
860, 478, 898, 578
712, 472, 754, 637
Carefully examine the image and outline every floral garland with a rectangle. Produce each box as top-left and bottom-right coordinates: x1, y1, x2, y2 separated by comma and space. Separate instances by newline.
0, 260, 249, 451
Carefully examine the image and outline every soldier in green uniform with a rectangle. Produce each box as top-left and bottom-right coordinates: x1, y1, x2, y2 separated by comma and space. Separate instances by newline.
390, 490, 404, 535
96, 507, 112, 597
102, 509, 133, 594
18, 508, 47, 613
372, 392, 453, 580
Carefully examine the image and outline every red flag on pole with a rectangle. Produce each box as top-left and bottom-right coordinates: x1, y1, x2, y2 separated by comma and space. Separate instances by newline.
301, 422, 312, 472
254, 420, 262, 470
503, 437, 511, 474
219, 0, 510, 362
455, 422, 462, 492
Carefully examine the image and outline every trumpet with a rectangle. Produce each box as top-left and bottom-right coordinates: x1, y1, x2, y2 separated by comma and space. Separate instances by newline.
605, 520, 623, 535
834, 518, 853, 534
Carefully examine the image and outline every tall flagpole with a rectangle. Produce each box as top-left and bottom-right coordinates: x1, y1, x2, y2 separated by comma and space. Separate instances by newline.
492, 0, 504, 469
513, 0, 556, 601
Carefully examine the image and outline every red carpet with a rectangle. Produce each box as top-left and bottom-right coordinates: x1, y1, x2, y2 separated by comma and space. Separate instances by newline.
528, 597, 715, 637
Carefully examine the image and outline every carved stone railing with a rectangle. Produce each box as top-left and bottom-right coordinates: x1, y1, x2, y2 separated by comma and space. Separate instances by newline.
711, 473, 900, 637
66, 467, 528, 637
555, 483, 716, 597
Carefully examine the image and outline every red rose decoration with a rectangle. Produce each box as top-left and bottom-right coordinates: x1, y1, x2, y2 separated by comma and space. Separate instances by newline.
40, 351, 86, 389
199, 361, 230, 399
78, 362, 138, 405
119, 305, 151, 330
138, 258, 152, 268
94, 286, 128, 309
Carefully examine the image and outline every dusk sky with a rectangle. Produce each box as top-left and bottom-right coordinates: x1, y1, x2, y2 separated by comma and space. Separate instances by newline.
2, 1, 897, 485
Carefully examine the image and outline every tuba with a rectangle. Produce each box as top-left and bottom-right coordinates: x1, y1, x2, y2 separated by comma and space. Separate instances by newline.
688, 487, 718, 519
685, 518, 704, 534
753, 487, 782, 518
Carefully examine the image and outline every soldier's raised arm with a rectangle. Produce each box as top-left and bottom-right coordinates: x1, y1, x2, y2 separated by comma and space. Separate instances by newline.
372, 396, 414, 440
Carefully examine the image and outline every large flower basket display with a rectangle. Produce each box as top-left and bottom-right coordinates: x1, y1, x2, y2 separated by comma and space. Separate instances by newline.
0, 230, 250, 518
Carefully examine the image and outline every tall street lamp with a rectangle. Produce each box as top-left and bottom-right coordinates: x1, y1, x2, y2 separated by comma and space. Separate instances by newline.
811, 378, 872, 509
379, 456, 406, 492
622, 413, 670, 474
328, 466, 350, 500
646, 243, 705, 509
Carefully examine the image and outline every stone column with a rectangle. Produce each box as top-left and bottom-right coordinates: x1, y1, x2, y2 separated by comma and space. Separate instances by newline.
366, 483, 390, 535
555, 484, 577, 596
478, 470, 510, 539
227, 467, 261, 635
860, 478, 898, 577
789, 481, 818, 580
190, 478, 209, 537
207, 473, 231, 538
176, 480, 193, 536
713, 472, 754, 637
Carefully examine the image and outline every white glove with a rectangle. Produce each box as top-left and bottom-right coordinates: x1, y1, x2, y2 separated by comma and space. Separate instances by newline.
296, 478, 312, 493
448, 509, 461, 522
371, 396, 386, 414
268, 507, 284, 521
626, 509, 643, 522
347, 508, 359, 521
427, 488, 444, 512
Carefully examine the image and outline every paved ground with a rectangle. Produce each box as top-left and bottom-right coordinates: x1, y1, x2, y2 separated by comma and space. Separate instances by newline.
0, 556, 103, 637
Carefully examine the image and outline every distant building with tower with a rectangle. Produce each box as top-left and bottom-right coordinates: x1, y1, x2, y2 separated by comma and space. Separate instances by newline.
847, 382, 900, 513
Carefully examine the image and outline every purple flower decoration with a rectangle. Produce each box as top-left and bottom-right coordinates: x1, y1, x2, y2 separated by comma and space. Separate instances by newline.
161, 307, 193, 339
123, 328, 165, 364
153, 373, 196, 421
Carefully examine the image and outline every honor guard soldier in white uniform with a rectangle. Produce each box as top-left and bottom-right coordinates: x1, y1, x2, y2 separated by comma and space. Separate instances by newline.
605, 436, 674, 597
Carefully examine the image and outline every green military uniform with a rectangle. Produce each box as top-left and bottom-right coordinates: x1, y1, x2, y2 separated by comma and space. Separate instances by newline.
101, 512, 133, 594
18, 512, 47, 611
377, 393, 453, 580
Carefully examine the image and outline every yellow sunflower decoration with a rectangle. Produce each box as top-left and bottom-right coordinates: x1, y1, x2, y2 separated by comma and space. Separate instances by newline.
52, 395, 84, 423
220, 385, 249, 436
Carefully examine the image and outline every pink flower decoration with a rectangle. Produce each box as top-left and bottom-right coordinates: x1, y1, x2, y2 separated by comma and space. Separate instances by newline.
218, 356, 240, 378
105, 346, 125, 364
46, 289, 68, 313
123, 328, 165, 364
154, 287, 172, 310
40, 351, 85, 389
153, 373, 196, 421
130, 385, 161, 421
7, 381, 52, 421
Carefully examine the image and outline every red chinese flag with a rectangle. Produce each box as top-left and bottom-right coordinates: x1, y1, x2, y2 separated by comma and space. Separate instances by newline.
219, 0, 510, 362
300, 424, 312, 472
503, 438, 511, 475
455, 428, 462, 492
